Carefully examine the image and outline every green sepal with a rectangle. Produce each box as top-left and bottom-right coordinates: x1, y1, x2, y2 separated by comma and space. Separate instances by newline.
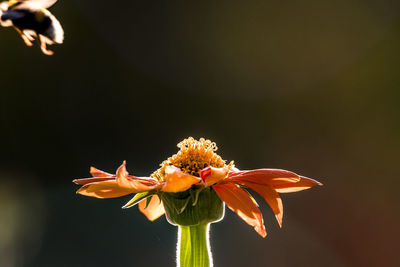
122, 191, 156, 209
177, 197, 191, 214
144, 195, 153, 209
191, 188, 203, 206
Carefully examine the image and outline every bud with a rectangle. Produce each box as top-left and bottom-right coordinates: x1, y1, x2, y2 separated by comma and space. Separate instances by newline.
160, 187, 224, 226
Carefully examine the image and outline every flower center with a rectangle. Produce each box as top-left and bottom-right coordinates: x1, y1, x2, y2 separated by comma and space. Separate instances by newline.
152, 137, 233, 181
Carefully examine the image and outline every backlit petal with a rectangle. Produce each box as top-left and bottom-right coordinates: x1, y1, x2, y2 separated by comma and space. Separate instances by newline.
73, 166, 115, 185
138, 195, 165, 221
213, 183, 266, 237
274, 176, 322, 193
162, 165, 201, 193
76, 180, 133, 199
227, 169, 301, 187
234, 181, 283, 227
90, 167, 114, 177
200, 166, 229, 186
116, 161, 161, 192
73, 177, 115, 185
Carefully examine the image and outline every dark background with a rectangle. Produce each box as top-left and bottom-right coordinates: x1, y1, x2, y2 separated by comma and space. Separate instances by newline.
1, 0, 399, 266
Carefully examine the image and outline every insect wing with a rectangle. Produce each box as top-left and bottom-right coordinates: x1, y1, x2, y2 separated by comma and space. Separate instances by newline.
10, 0, 57, 10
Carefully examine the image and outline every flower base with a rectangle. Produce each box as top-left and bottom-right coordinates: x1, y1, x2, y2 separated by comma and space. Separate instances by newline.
160, 187, 224, 226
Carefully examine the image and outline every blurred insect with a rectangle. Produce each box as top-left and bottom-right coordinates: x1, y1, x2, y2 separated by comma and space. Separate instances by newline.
0, 0, 64, 55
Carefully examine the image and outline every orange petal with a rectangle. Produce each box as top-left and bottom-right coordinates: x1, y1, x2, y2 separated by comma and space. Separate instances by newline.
274, 176, 322, 193
227, 169, 301, 187
213, 183, 266, 237
73, 177, 115, 185
138, 195, 165, 221
116, 161, 161, 192
73, 166, 116, 185
90, 167, 113, 177
234, 181, 283, 227
200, 166, 229, 186
162, 165, 201, 193
76, 180, 134, 199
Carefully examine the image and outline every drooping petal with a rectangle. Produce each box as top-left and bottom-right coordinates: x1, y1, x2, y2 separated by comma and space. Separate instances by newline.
227, 169, 301, 187
200, 166, 229, 186
116, 161, 161, 192
162, 165, 201, 193
73, 166, 116, 185
138, 195, 165, 221
213, 183, 266, 237
274, 176, 322, 193
233, 180, 283, 227
76, 180, 133, 199
73, 177, 115, 185
90, 167, 114, 177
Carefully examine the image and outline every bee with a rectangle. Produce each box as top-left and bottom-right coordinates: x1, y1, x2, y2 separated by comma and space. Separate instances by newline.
0, 0, 64, 55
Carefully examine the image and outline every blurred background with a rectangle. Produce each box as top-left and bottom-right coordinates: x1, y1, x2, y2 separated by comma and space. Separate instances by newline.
1, 0, 399, 266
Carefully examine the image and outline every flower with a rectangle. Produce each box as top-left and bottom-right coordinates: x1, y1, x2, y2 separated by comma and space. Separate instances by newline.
74, 137, 321, 236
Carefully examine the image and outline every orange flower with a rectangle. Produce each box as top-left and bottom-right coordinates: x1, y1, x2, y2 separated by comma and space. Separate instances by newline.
74, 137, 321, 236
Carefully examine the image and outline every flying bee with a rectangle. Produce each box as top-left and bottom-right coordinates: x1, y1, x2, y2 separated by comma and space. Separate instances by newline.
0, 0, 64, 55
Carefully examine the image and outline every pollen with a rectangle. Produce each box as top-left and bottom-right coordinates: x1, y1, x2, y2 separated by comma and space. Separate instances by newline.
151, 137, 234, 181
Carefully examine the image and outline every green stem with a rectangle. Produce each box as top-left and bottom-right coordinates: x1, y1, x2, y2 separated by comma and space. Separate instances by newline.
178, 223, 212, 267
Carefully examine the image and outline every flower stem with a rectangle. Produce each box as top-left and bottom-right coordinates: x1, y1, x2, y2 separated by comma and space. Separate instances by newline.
178, 223, 212, 267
